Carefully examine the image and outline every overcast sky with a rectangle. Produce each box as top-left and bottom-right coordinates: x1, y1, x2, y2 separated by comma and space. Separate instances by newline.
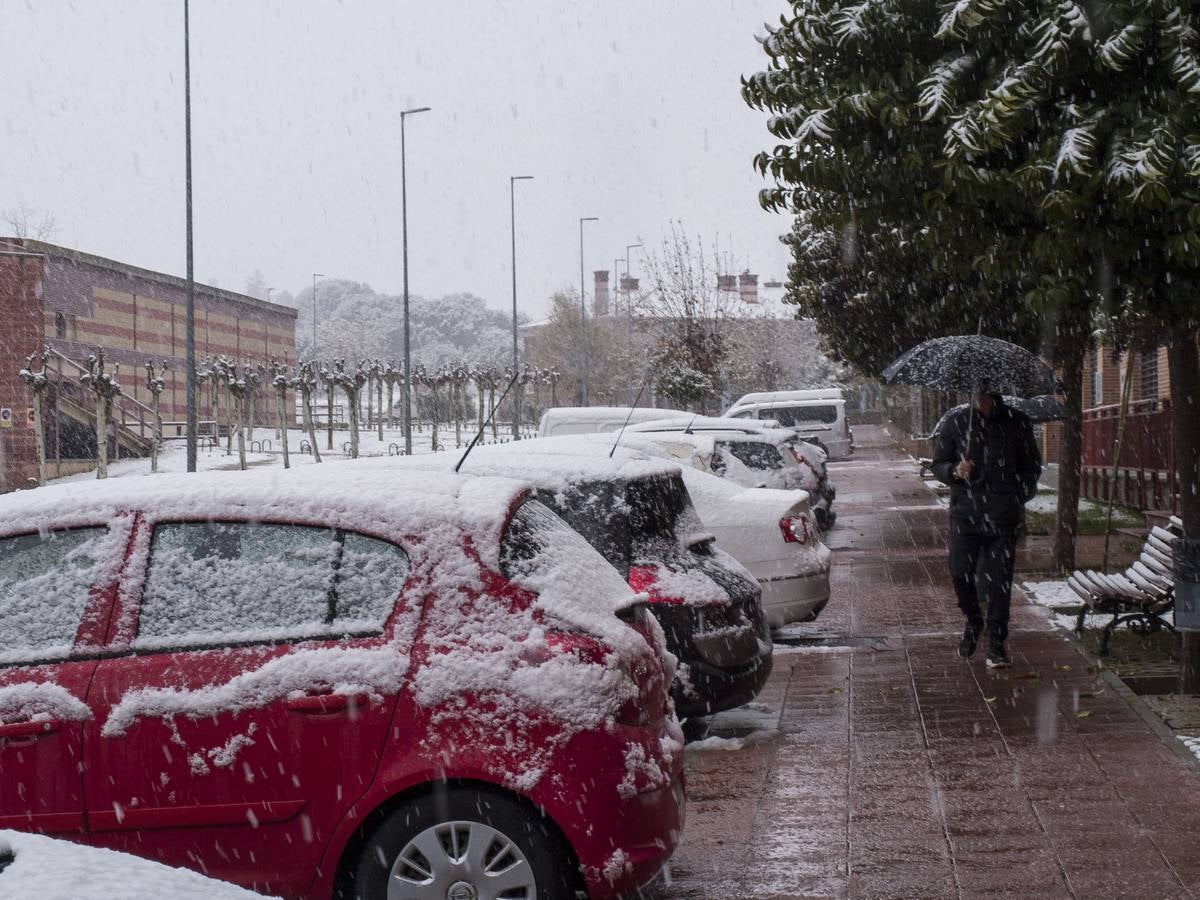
3, 0, 792, 317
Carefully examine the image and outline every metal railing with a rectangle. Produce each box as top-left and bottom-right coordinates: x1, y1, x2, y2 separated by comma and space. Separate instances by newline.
1081, 398, 1176, 512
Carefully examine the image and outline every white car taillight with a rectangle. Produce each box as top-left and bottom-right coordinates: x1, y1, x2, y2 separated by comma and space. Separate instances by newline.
779, 514, 813, 545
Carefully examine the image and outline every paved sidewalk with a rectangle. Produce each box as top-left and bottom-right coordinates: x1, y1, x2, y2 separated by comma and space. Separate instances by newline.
655, 425, 1200, 899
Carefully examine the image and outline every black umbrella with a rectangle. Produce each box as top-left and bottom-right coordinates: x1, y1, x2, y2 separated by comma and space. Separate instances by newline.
931, 394, 1066, 437
882, 335, 1058, 397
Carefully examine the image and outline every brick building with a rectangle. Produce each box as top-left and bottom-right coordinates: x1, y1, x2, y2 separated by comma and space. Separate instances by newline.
0, 238, 297, 491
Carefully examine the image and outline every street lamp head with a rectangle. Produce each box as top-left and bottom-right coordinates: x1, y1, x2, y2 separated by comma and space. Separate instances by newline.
313, 273, 324, 278
511, 175, 534, 182
581, 216, 599, 223
401, 106, 432, 116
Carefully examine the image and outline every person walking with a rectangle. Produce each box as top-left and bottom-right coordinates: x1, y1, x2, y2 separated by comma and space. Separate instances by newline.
932, 392, 1042, 668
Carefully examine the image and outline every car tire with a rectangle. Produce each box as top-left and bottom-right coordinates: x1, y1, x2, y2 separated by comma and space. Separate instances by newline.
681, 716, 710, 742
349, 787, 579, 900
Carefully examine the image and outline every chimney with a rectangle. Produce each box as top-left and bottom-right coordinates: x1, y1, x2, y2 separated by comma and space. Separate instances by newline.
717, 274, 738, 293
593, 270, 610, 317
738, 271, 759, 304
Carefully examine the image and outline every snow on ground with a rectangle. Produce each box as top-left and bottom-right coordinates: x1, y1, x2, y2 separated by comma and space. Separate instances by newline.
0, 830, 270, 899
1179, 736, 1200, 765
53, 423, 538, 484
1021, 580, 1084, 633
687, 730, 777, 752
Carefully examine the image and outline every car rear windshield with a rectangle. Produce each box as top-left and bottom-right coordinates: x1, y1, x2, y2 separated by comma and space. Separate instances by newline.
718, 440, 785, 470
534, 475, 699, 578
771, 404, 839, 426
499, 499, 631, 602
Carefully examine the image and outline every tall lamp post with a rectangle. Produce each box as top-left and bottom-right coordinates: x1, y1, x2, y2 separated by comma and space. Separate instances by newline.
578, 216, 599, 405
184, 0, 197, 472
510, 175, 534, 439
400, 105, 431, 456
624, 242, 643, 403
311, 273, 324, 359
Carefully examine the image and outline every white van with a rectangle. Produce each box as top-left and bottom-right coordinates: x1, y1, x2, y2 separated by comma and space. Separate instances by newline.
728, 389, 844, 411
726, 397, 854, 459
536, 406, 681, 438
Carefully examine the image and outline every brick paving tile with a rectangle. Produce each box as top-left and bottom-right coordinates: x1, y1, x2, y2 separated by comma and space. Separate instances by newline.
650, 426, 1200, 899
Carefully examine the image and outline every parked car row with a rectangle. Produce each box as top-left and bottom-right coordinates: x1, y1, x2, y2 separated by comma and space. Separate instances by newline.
0, 394, 842, 898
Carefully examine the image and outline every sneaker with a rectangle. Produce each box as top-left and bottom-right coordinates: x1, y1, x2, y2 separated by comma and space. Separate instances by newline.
958, 625, 981, 659
986, 645, 1012, 669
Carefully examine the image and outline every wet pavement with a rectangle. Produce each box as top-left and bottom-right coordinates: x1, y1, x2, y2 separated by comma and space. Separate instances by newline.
654, 425, 1200, 899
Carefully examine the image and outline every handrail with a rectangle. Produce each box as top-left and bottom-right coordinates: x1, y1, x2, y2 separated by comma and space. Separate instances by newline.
44, 347, 157, 418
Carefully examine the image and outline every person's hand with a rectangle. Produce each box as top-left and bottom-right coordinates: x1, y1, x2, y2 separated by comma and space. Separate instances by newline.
954, 459, 974, 481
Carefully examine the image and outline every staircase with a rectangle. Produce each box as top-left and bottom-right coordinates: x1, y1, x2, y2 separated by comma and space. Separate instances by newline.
43, 348, 158, 463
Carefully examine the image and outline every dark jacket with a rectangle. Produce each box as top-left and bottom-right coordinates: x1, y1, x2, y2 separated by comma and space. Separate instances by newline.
931, 400, 1042, 532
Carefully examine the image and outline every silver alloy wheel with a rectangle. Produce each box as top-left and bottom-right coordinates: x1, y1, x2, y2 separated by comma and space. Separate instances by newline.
387, 819, 538, 900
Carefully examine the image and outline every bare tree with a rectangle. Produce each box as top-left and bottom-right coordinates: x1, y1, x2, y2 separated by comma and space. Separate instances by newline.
3, 202, 58, 240
144, 360, 167, 473
271, 360, 292, 469
80, 350, 121, 480
293, 362, 322, 463
328, 359, 367, 459
635, 223, 741, 410
18, 348, 50, 484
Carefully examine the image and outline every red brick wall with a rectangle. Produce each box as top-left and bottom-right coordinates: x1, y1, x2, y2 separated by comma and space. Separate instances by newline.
0, 255, 46, 491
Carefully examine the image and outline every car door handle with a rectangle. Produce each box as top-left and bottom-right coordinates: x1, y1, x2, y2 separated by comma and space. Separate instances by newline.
0, 719, 60, 747
284, 692, 369, 714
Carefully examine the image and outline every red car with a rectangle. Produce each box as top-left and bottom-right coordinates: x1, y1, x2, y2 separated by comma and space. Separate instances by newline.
0, 465, 684, 899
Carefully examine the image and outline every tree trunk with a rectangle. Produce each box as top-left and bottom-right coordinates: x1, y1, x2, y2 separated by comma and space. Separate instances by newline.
278, 392, 291, 469
476, 380, 486, 435
213, 387, 224, 455
1170, 329, 1200, 693
349, 388, 360, 459
377, 376, 384, 441
96, 397, 109, 479
236, 395, 247, 470
32, 392, 46, 484
387, 381, 395, 429
326, 383, 335, 450
1052, 338, 1085, 573
302, 389, 321, 463
431, 386, 440, 450
366, 373, 373, 440
151, 393, 161, 474
490, 387, 498, 440
246, 387, 255, 445
455, 382, 463, 448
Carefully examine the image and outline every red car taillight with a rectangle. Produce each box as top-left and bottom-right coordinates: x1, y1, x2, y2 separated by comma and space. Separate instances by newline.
615, 653, 664, 727
780, 513, 813, 545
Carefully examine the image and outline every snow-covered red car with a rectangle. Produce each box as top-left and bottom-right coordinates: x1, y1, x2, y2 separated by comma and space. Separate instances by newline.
391, 446, 774, 722
0, 465, 683, 899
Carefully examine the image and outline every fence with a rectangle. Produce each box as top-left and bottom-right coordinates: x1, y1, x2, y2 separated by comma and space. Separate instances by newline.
1081, 398, 1176, 512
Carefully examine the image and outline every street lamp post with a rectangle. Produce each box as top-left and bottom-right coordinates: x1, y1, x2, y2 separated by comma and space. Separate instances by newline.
624, 243, 642, 404
510, 175, 534, 439
311, 273, 323, 359
184, 0, 197, 473
578, 216, 599, 405
400, 105, 431, 456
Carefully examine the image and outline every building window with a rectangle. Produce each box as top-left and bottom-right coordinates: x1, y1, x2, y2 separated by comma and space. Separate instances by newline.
1141, 349, 1159, 400
55, 312, 66, 339
1091, 352, 1103, 407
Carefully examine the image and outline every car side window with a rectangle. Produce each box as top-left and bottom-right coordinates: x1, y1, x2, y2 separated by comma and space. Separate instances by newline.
335, 532, 410, 629
137, 522, 407, 649
0, 528, 108, 661
139, 522, 336, 647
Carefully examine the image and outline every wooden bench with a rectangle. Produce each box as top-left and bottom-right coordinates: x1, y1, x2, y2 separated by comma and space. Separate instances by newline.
1068, 515, 1183, 655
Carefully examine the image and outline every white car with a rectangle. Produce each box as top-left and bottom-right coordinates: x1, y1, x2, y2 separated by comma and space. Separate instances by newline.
573, 433, 833, 626
726, 394, 854, 459
537, 406, 680, 437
